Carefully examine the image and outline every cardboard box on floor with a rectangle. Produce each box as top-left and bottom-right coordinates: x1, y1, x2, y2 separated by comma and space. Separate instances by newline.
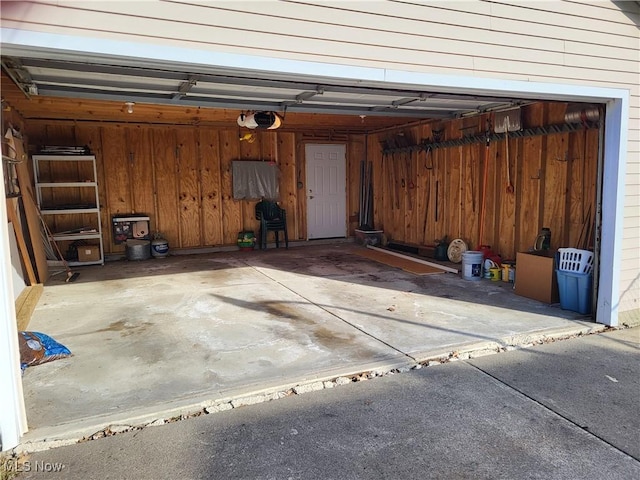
78, 245, 100, 262
514, 251, 559, 304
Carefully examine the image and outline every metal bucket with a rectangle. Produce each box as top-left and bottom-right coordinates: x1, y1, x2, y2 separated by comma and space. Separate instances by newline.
126, 239, 151, 261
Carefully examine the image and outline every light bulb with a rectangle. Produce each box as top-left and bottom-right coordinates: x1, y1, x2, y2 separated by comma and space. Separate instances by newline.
125, 102, 135, 114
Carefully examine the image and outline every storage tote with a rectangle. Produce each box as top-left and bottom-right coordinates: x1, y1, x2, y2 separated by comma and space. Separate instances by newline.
556, 270, 592, 315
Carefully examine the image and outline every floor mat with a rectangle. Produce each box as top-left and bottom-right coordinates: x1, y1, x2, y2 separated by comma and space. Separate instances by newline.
353, 247, 447, 275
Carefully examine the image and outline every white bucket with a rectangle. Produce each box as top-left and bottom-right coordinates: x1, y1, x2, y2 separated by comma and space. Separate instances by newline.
461, 251, 484, 281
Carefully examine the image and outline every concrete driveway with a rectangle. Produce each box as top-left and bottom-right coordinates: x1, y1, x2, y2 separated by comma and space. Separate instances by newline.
19, 242, 601, 450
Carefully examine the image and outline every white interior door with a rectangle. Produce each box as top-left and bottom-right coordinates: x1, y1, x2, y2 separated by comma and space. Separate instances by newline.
305, 144, 347, 239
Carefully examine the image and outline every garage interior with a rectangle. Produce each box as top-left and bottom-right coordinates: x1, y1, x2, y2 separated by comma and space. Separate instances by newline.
1, 56, 601, 258
1, 53, 602, 445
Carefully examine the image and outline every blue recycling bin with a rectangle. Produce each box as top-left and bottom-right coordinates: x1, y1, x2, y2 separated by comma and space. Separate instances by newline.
556, 270, 592, 315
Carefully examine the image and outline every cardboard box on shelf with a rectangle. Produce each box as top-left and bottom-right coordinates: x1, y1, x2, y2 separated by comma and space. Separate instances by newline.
514, 251, 559, 304
78, 245, 100, 262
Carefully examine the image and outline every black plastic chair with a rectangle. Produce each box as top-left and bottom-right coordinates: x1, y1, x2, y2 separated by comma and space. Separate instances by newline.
255, 200, 288, 249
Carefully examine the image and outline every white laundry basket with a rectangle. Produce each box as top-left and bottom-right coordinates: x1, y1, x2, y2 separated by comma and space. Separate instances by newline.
557, 248, 593, 275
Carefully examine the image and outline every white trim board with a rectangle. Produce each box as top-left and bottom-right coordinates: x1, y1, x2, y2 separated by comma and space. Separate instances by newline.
0, 173, 28, 451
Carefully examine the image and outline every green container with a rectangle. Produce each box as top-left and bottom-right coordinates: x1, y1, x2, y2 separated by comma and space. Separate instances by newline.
435, 243, 448, 260
237, 231, 255, 248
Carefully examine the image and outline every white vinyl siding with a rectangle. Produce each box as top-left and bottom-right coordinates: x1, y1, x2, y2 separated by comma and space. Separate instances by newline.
3, 2, 638, 69
1, 0, 638, 315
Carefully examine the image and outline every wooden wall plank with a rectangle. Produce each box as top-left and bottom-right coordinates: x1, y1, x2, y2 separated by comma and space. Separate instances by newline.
22, 123, 50, 205
15, 283, 43, 331
455, 117, 480, 249
296, 133, 307, 240
427, 157, 437, 245
175, 128, 201, 247
418, 124, 434, 245
392, 127, 419, 244
388, 146, 401, 240
385, 151, 394, 226
152, 128, 179, 248
239, 129, 262, 233
568, 130, 586, 248
24, 122, 47, 148
448, 120, 460, 242
415, 127, 426, 244
198, 127, 223, 246
277, 132, 297, 240
126, 126, 155, 220
379, 151, 388, 233
390, 151, 404, 238
543, 132, 570, 250
491, 134, 505, 250
101, 126, 131, 214
479, 140, 499, 249
399, 150, 408, 224
519, 136, 544, 252
517, 104, 545, 252
449, 146, 462, 240
347, 135, 360, 234
583, 128, 599, 249
461, 143, 480, 249
44, 124, 76, 145
405, 148, 419, 244
430, 147, 440, 241
374, 146, 386, 234
219, 129, 242, 245
546, 103, 567, 127
101, 126, 131, 252
496, 135, 517, 258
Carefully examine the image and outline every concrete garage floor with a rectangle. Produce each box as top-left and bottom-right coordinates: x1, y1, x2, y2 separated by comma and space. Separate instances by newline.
20, 242, 601, 449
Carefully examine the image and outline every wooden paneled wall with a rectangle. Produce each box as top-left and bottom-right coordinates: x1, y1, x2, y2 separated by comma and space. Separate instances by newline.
371, 103, 598, 261
23, 101, 596, 261
24, 121, 366, 254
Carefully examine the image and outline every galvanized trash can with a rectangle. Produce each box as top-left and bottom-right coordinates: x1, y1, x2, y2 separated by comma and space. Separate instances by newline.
126, 239, 151, 261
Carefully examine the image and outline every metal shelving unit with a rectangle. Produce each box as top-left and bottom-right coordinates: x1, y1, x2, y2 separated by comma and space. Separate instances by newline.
32, 154, 104, 266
